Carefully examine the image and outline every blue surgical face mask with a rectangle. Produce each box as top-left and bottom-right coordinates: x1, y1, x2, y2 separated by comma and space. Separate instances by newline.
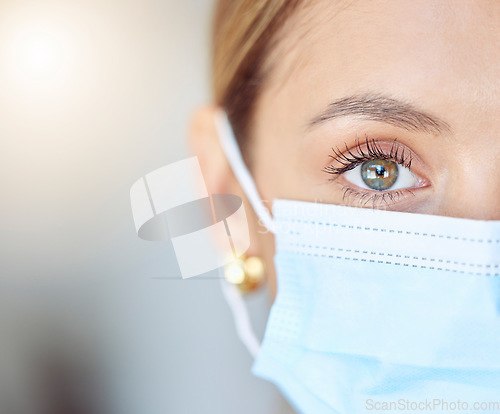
214, 111, 500, 414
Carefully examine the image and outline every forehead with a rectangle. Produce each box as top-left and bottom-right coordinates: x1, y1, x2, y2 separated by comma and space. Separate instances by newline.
261, 0, 500, 125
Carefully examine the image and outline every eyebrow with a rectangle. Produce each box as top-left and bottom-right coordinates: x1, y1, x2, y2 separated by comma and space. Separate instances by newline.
307, 93, 452, 135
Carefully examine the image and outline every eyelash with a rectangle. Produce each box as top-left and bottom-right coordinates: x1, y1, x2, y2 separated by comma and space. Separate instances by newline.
339, 186, 415, 207
324, 136, 412, 175
322, 136, 416, 207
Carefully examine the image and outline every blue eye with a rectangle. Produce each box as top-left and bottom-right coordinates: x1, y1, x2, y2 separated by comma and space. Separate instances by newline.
343, 159, 418, 191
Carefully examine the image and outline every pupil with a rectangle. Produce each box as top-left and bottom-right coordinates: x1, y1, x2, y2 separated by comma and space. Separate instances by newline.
376, 166, 386, 177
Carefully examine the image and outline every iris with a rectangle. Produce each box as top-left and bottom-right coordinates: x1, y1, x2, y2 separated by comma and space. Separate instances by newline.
361, 159, 398, 190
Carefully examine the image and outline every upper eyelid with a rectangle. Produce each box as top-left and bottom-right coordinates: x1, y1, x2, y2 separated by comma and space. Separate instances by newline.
322, 137, 413, 176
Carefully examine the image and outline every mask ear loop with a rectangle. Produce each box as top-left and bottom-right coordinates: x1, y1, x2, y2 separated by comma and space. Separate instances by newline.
213, 110, 276, 359
219, 278, 261, 358
213, 110, 276, 234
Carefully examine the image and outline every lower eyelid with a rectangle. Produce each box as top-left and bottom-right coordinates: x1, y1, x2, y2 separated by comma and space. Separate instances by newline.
340, 185, 412, 208
339, 183, 432, 210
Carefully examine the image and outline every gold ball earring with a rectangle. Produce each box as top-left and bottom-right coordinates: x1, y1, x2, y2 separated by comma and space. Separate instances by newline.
223, 255, 265, 293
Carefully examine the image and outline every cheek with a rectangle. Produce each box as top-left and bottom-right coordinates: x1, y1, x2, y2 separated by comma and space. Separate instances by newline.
249, 105, 347, 206
251, 114, 318, 203
253, 142, 324, 204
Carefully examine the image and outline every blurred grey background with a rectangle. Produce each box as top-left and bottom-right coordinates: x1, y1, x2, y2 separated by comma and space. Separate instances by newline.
0, 1, 292, 413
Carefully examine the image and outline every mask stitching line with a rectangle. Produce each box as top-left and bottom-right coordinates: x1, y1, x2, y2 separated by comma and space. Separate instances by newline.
288, 243, 499, 268
276, 218, 500, 244
280, 245, 499, 276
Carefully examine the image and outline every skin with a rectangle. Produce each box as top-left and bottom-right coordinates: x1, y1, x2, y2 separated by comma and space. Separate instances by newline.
190, 0, 500, 296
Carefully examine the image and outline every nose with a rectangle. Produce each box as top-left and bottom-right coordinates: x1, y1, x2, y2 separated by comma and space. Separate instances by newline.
432, 156, 500, 220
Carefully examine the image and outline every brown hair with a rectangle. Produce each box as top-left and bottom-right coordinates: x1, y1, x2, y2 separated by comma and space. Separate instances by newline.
211, 0, 301, 155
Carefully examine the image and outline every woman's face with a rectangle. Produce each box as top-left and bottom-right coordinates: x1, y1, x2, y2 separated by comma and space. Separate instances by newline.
194, 0, 500, 293
251, 0, 500, 219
